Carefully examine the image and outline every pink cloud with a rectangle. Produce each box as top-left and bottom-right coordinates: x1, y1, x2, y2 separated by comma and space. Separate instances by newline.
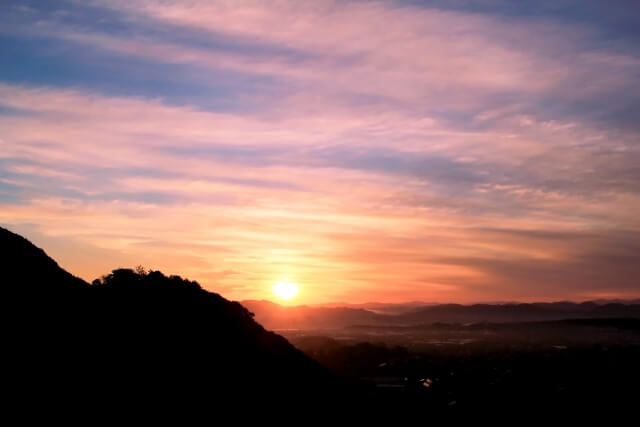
2, 1, 639, 302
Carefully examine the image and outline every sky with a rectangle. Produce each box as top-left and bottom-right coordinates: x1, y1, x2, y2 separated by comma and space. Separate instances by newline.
1, 0, 639, 304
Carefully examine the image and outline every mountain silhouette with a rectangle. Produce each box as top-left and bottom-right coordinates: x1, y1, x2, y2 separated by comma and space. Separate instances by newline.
242, 299, 383, 329
243, 299, 640, 330
3, 226, 87, 293
2, 227, 335, 415
394, 301, 640, 324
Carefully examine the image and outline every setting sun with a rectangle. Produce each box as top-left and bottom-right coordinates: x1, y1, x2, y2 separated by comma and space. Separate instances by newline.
273, 281, 299, 301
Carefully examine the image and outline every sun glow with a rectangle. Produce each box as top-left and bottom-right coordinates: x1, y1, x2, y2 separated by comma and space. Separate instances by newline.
273, 281, 299, 301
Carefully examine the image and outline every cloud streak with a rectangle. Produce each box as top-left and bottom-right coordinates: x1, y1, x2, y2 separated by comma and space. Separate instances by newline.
1, 0, 639, 302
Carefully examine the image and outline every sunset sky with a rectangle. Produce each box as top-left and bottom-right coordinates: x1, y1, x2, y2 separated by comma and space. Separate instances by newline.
1, 0, 639, 304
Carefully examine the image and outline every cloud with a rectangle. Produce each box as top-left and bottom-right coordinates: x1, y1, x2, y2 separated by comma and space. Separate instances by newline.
0, 1, 639, 302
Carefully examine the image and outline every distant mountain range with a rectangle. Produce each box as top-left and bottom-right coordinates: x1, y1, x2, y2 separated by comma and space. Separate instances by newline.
311, 301, 440, 314
310, 299, 640, 314
1, 227, 334, 413
242, 299, 640, 330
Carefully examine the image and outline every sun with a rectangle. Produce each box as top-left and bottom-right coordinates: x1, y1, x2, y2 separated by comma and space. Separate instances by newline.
273, 281, 299, 301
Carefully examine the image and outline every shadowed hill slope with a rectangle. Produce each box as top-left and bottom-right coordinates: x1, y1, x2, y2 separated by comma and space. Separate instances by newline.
1, 227, 335, 412
2, 226, 88, 292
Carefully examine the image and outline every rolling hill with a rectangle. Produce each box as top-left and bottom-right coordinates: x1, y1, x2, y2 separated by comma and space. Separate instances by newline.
2, 226, 334, 413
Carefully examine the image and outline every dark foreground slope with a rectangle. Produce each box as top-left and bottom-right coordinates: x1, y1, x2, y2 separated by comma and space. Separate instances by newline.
1, 227, 335, 414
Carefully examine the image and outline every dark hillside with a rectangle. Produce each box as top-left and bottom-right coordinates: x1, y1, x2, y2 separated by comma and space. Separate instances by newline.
1, 227, 334, 414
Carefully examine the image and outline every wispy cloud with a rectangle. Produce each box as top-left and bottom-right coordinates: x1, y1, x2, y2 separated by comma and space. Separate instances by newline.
1, 0, 639, 302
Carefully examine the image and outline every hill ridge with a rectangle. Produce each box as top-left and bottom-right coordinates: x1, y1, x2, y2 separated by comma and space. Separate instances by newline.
1, 226, 335, 410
